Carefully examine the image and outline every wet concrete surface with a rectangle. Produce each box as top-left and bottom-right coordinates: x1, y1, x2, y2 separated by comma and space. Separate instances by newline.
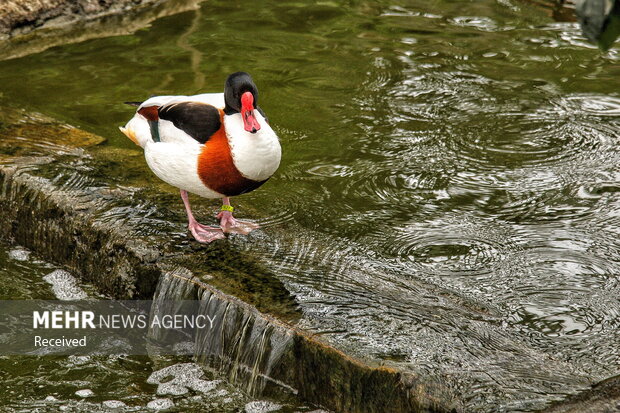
0, 0, 205, 60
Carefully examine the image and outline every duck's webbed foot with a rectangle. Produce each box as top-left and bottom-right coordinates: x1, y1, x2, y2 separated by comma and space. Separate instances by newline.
188, 219, 226, 243
217, 198, 260, 234
181, 189, 225, 243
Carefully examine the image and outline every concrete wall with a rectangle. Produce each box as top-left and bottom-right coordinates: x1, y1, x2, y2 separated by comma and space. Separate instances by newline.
0, 0, 161, 38
0, 0, 204, 60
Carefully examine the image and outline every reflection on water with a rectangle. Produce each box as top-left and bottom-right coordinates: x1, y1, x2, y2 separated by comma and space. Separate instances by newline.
0, 0, 619, 410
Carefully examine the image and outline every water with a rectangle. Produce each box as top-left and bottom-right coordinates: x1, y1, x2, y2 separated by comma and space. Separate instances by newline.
0, 243, 313, 412
149, 270, 295, 398
0, 0, 619, 411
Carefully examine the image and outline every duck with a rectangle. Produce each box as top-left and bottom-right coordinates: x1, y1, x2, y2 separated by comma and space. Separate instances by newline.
119, 72, 281, 243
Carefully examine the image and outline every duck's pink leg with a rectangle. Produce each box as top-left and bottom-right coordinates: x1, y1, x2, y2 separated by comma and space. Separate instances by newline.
180, 190, 225, 243
217, 197, 260, 234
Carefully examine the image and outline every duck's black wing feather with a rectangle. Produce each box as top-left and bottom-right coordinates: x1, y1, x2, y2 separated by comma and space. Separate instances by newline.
158, 102, 221, 144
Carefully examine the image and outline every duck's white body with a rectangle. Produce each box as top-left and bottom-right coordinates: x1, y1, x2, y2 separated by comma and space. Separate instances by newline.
119, 72, 280, 242
121, 92, 281, 199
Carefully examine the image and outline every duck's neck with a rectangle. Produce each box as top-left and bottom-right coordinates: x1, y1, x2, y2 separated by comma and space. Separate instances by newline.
223, 104, 237, 116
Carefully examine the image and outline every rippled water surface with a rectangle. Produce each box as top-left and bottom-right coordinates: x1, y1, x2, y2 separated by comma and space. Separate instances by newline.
0, 0, 619, 411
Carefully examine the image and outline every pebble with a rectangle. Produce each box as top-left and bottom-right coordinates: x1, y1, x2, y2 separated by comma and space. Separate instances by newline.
8, 248, 30, 261
245, 400, 283, 413
44, 395, 57, 402
43, 269, 88, 300
75, 389, 94, 398
103, 400, 127, 408
68, 355, 91, 366
147, 363, 218, 396
147, 398, 175, 410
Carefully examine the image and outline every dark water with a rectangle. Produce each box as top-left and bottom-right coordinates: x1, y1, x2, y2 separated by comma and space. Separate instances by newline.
0, 0, 619, 411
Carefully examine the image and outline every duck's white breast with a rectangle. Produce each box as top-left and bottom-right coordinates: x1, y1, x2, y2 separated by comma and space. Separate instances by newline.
144, 140, 223, 199
225, 113, 281, 182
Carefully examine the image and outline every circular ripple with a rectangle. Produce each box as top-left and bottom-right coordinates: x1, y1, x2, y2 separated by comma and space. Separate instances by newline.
306, 164, 353, 177
380, 219, 513, 277
450, 94, 617, 175
507, 246, 616, 338
252, 190, 298, 229
396, 235, 500, 276
453, 115, 597, 171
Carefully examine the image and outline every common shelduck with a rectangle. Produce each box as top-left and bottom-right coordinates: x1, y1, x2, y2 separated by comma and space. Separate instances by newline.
119, 72, 281, 243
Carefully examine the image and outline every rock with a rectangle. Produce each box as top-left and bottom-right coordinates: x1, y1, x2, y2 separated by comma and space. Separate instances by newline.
8, 247, 30, 261
102, 400, 127, 408
0, 107, 105, 160
147, 363, 218, 396
0, 0, 154, 36
43, 269, 88, 300
75, 389, 94, 398
0, 0, 208, 61
146, 398, 174, 410
245, 400, 283, 413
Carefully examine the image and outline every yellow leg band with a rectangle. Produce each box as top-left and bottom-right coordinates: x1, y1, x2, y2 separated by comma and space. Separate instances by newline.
221, 204, 234, 213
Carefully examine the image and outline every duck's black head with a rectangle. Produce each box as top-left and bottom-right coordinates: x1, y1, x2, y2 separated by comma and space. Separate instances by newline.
224, 72, 261, 133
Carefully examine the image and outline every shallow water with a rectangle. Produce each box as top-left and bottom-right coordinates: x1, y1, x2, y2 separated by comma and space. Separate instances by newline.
0, 0, 619, 411
0, 244, 314, 412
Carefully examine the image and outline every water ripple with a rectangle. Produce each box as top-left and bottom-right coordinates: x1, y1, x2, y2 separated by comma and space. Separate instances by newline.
386, 231, 501, 276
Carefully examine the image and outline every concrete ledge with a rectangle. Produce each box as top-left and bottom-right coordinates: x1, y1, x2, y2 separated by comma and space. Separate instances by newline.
157, 269, 459, 412
0, 0, 205, 60
0, 159, 459, 412
541, 375, 620, 413
0, 111, 460, 412
0, 163, 162, 298
1, 0, 162, 37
